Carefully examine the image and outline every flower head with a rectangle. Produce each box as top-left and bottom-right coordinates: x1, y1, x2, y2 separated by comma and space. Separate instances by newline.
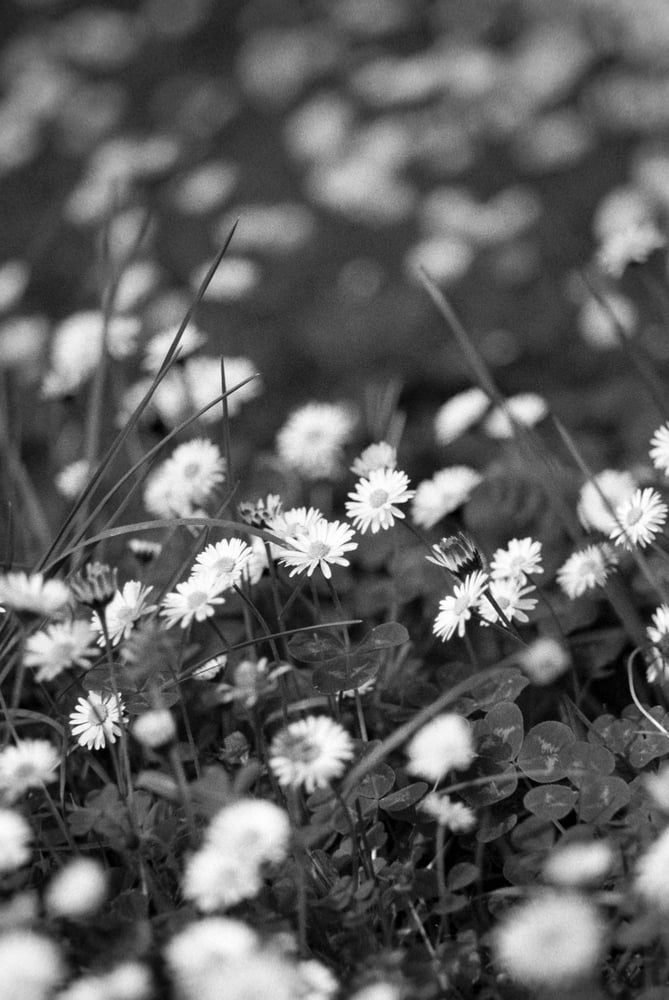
544, 841, 613, 888
480, 577, 537, 626
69, 561, 118, 610
519, 637, 571, 685
650, 422, 669, 476
635, 826, 669, 911
183, 354, 262, 420
269, 716, 354, 793
274, 518, 357, 579
0, 740, 59, 802
646, 603, 669, 683
426, 532, 483, 575
483, 393, 548, 439
44, 857, 108, 919
143, 324, 206, 372
350, 441, 397, 477
412, 466, 483, 529
161, 571, 226, 629
490, 537, 543, 582
345, 468, 414, 534
55, 459, 90, 500
0, 930, 64, 1000
144, 438, 226, 518
577, 469, 636, 533
132, 709, 177, 748
420, 792, 476, 832
276, 401, 355, 480
0, 572, 71, 618
597, 220, 665, 278
69, 690, 126, 750
0, 808, 32, 871
434, 387, 489, 446
238, 493, 282, 527
610, 487, 668, 549
407, 714, 475, 782
92, 580, 156, 646
23, 620, 98, 681
192, 538, 252, 590
433, 570, 489, 642
557, 544, 616, 599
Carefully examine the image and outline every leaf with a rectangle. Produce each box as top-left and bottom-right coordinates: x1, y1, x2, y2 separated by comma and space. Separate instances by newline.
468, 668, 529, 709
189, 765, 233, 817
447, 862, 479, 891
517, 721, 576, 783
562, 741, 615, 788
356, 763, 396, 800
287, 632, 344, 663
570, 627, 627, 675
628, 710, 669, 768
588, 714, 637, 756
379, 782, 428, 812
476, 812, 517, 844
360, 622, 410, 650
524, 784, 578, 821
460, 759, 518, 807
484, 702, 524, 759
312, 651, 381, 695
578, 775, 631, 824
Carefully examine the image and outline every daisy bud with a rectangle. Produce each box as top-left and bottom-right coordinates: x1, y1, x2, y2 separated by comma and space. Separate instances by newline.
426, 532, 483, 576
69, 562, 118, 610
132, 709, 177, 749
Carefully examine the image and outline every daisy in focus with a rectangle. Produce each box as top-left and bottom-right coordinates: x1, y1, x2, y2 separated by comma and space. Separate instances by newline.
479, 577, 538, 626
161, 571, 227, 629
0, 571, 71, 618
276, 401, 356, 480
346, 468, 414, 534
92, 581, 157, 646
609, 487, 668, 549
433, 570, 489, 642
69, 690, 127, 751
556, 544, 617, 599
412, 466, 483, 529
274, 517, 357, 579
490, 537, 543, 583
23, 620, 98, 681
406, 713, 475, 782
269, 715, 355, 793
426, 532, 482, 575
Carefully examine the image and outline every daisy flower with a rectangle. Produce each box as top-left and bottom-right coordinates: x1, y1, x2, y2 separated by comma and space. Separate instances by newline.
519, 637, 571, 685
192, 538, 252, 590
493, 892, 605, 988
23, 620, 98, 681
420, 793, 476, 833
433, 570, 489, 642
634, 826, 669, 911
69, 690, 126, 750
412, 466, 483, 529
161, 571, 226, 629
275, 518, 357, 579
490, 537, 543, 582
0, 740, 59, 802
426, 532, 483, 575
482, 393, 548, 439
609, 487, 668, 548
597, 220, 665, 278
276, 401, 356, 480
345, 468, 414, 534
183, 354, 261, 420
238, 493, 283, 527
144, 438, 226, 518
646, 604, 669, 683
544, 841, 613, 888
650, 422, 669, 476
0, 931, 64, 1000
44, 857, 108, 919
434, 387, 489, 446
406, 713, 475, 782
0, 571, 71, 618
267, 506, 323, 547
269, 716, 355, 793
55, 459, 90, 500
142, 323, 206, 372
577, 469, 636, 534
556, 544, 616, 599
92, 581, 156, 646
0, 808, 32, 871
350, 441, 397, 477
480, 577, 538, 626
132, 709, 177, 749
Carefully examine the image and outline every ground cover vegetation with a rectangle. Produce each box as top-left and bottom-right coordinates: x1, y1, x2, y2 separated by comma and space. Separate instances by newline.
5, 2, 669, 999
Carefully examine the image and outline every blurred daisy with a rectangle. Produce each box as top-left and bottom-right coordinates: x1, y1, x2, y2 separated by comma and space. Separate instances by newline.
41, 311, 140, 398
350, 441, 397, 477
480, 577, 538, 626
183, 354, 261, 420
275, 518, 357, 579
44, 857, 108, 919
610, 487, 668, 548
0, 259, 29, 313
650, 422, 669, 476
161, 571, 227, 629
69, 690, 126, 750
412, 466, 483, 529
519, 637, 571, 685
58, 962, 152, 1000
276, 401, 356, 480
23, 620, 98, 681
93, 581, 156, 646
433, 570, 489, 641
635, 826, 669, 911
132, 709, 177, 749
192, 538, 252, 590
346, 468, 414, 533
127, 539, 163, 564
164, 917, 259, 994
144, 438, 226, 518
0, 571, 71, 618
434, 387, 489, 446
0, 930, 64, 1000
0, 740, 59, 802
192, 653, 227, 681
597, 220, 665, 278
269, 716, 354, 793
420, 792, 476, 832
544, 841, 613, 888
493, 892, 605, 988
645, 763, 669, 812
646, 604, 669, 683
577, 291, 637, 351
0, 808, 32, 871
406, 713, 475, 782
142, 324, 206, 372
556, 544, 616, 599
55, 459, 90, 500
483, 393, 547, 439
490, 537, 543, 582
577, 469, 637, 534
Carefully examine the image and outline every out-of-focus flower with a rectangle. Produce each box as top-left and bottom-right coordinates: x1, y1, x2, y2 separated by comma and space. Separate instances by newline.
406, 713, 475, 782
161, 571, 226, 629
610, 487, 668, 548
556, 544, 616, 599
0, 315, 49, 376
132, 709, 177, 749
650, 422, 669, 476
412, 466, 483, 529
433, 570, 489, 641
434, 387, 490, 446
0, 259, 29, 313
42, 311, 141, 398
69, 690, 126, 751
350, 441, 397, 478
544, 841, 613, 887
577, 469, 637, 534
171, 161, 238, 215
420, 792, 476, 832
23, 620, 98, 681
238, 494, 282, 528
142, 324, 206, 373
519, 637, 571, 685
183, 354, 261, 420
0, 740, 59, 802
490, 537, 543, 582
92, 581, 156, 646
192, 653, 227, 681
215, 202, 315, 255
190, 258, 261, 301
270, 716, 354, 793
127, 539, 163, 564
69, 562, 118, 610
635, 826, 669, 911
0, 809, 32, 871
0, 572, 71, 618
274, 518, 357, 579
646, 604, 669, 683
577, 291, 637, 351
346, 468, 414, 534
44, 857, 107, 919
58, 961, 152, 1000
276, 402, 356, 480
144, 438, 226, 519
482, 393, 548, 439
55, 459, 90, 500
0, 930, 64, 1000
597, 220, 665, 278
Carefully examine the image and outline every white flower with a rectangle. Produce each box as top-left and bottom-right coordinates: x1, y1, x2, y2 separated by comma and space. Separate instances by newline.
482, 393, 548, 439
597, 220, 665, 278
577, 469, 636, 534
144, 438, 226, 519
345, 468, 414, 534
55, 459, 90, 500
298, 959, 338, 1000
645, 764, 669, 812
493, 892, 605, 987
192, 538, 252, 590
556, 544, 616, 599
544, 841, 613, 887
142, 324, 206, 372
276, 401, 356, 479
93, 581, 156, 646
44, 857, 107, 919
243, 534, 270, 585
420, 793, 476, 832
274, 518, 357, 579
610, 487, 668, 548
182, 847, 265, 913
132, 709, 177, 748
0, 930, 64, 1000
433, 570, 489, 642
192, 654, 227, 681
69, 690, 126, 751
412, 466, 483, 529
349, 985, 402, 1000
0, 572, 71, 618
577, 291, 637, 351
267, 506, 324, 555
183, 354, 261, 420
161, 571, 227, 629
490, 537, 543, 582
646, 604, 669, 684
479, 577, 537, 626
650, 422, 669, 476
0, 740, 59, 801
350, 441, 397, 477
42, 311, 140, 398
434, 387, 489, 446
426, 533, 481, 575
407, 714, 475, 782
269, 716, 355, 793
0, 808, 31, 871
635, 826, 669, 911
59, 962, 152, 1000
23, 620, 98, 681
164, 917, 258, 987
519, 637, 571, 685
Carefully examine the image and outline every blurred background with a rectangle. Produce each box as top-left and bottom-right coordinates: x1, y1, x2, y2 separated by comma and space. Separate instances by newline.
3, 0, 669, 494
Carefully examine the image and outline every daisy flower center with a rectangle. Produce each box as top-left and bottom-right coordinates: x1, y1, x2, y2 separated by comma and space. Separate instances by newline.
214, 557, 236, 573
453, 594, 471, 616
283, 734, 320, 764
369, 488, 390, 509
182, 462, 202, 479
187, 590, 208, 610
307, 541, 330, 560
625, 507, 643, 526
